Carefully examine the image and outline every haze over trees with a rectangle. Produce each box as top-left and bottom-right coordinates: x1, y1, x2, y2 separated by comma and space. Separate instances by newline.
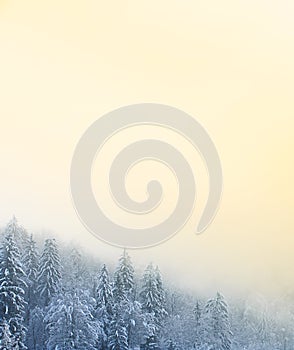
0, 218, 293, 349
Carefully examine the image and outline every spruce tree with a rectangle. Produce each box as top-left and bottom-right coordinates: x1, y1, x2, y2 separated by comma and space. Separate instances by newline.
23, 234, 39, 321
27, 307, 45, 350
95, 264, 113, 350
108, 303, 128, 350
201, 292, 232, 350
113, 249, 134, 302
45, 291, 101, 350
69, 247, 84, 290
36, 239, 61, 307
112, 250, 135, 347
193, 300, 202, 347
0, 228, 27, 349
140, 264, 167, 349
154, 265, 167, 322
0, 320, 16, 349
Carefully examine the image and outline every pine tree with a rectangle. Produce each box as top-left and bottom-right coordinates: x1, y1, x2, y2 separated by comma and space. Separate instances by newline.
113, 249, 134, 302
140, 264, 167, 349
140, 264, 158, 314
69, 248, 84, 290
154, 265, 167, 322
23, 235, 39, 322
95, 264, 113, 350
36, 239, 61, 307
4, 216, 29, 251
141, 264, 167, 327
27, 307, 45, 350
108, 303, 128, 350
193, 300, 202, 347
194, 301, 202, 327
112, 250, 135, 347
0, 320, 16, 349
0, 228, 27, 349
45, 291, 101, 350
201, 292, 232, 350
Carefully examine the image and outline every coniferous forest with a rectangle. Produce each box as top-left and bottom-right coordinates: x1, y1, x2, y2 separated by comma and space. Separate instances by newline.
0, 217, 293, 350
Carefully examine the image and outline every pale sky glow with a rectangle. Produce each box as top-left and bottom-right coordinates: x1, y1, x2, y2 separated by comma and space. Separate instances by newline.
0, 0, 293, 297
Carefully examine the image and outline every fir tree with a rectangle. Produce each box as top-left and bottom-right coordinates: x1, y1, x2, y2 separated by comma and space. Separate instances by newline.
201, 292, 232, 350
154, 265, 167, 322
27, 307, 45, 350
0, 228, 27, 349
36, 239, 61, 307
141, 264, 167, 327
95, 264, 113, 350
69, 247, 84, 290
194, 301, 202, 327
140, 264, 167, 349
23, 234, 39, 322
112, 250, 135, 347
108, 303, 128, 350
113, 249, 134, 302
0, 320, 16, 350
193, 300, 202, 347
45, 291, 101, 350
4, 216, 29, 251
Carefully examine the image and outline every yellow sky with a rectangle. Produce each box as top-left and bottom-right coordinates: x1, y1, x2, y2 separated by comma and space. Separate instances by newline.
0, 0, 293, 296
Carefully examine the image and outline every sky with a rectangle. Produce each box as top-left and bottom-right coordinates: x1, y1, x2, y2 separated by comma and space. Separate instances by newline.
0, 0, 293, 297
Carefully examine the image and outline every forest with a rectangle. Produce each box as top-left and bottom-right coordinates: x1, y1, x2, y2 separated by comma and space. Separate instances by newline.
0, 217, 293, 349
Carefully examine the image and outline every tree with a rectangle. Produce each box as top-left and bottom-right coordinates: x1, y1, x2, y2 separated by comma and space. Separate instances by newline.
113, 249, 134, 302
154, 265, 167, 322
27, 307, 45, 350
4, 216, 29, 251
0, 320, 16, 349
108, 303, 128, 350
23, 235, 39, 322
201, 292, 232, 350
193, 301, 202, 347
140, 264, 167, 349
0, 228, 27, 349
36, 239, 61, 307
45, 291, 101, 350
95, 264, 113, 350
112, 250, 135, 347
194, 301, 202, 327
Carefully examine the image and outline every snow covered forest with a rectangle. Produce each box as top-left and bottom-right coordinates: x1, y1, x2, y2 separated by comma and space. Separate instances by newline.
0, 218, 293, 350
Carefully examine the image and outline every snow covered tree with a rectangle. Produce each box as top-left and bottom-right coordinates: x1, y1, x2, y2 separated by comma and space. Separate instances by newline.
37, 238, 61, 307
112, 250, 135, 347
140, 264, 167, 349
201, 292, 232, 350
140, 264, 167, 328
113, 249, 134, 302
27, 307, 45, 350
140, 264, 158, 314
95, 264, 113, 350
45, 291, 101, 350
108, 303, 128, 350
68, 248, 85, 291
0, 320, 17, 349
0, 228, 27, 349
194, 301, 202, 327
193, 300, 202, 348
22, 234, 39, 322
154, 265, 167, 322
4, 216, 29, 251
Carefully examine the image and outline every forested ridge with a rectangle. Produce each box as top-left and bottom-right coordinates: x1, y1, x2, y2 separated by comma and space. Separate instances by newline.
0, 217, 293, 349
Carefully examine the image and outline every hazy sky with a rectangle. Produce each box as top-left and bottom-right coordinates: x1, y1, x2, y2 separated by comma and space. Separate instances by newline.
0, 0, 293, 297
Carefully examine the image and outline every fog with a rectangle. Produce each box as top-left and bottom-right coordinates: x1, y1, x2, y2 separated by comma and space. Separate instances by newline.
1, 0, 293, 299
